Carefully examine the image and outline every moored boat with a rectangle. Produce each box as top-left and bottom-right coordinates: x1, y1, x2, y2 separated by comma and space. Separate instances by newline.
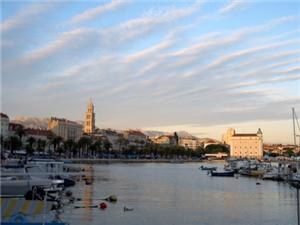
1, 175, 63, 196
199, 165, 217, 171
210, 170, 235, 177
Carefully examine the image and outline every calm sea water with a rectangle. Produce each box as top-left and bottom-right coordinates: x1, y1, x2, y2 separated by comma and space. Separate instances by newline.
61, 162, 297, 225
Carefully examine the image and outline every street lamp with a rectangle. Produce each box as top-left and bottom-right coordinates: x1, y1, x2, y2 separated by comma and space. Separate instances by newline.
291, 181, 300, 225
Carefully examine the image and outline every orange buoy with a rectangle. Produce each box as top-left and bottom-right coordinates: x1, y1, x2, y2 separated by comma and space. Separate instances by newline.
99, 202, 107, 210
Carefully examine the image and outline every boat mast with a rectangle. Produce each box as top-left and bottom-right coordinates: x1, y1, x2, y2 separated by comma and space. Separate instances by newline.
293, 108, 297, 146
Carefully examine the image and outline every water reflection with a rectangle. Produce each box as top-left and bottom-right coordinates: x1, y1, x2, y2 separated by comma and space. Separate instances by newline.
82, 165, 94, 223
64, 163, 297, 225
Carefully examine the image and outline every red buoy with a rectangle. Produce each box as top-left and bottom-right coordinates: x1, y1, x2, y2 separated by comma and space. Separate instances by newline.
99, 202, 107, 210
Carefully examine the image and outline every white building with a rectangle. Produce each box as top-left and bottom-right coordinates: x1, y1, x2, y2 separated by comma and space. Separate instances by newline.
151, 135, 176, 145
222, 128, 263, 158
84, 100, 95, 134
0, 113, 9, 138
179, 138, 198, 150
123, 130, 147, 147
48, 117, 83, 141
123, 130, 147, 142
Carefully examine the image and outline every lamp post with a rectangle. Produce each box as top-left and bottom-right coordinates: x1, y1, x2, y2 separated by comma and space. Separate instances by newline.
291, 181, 300, 225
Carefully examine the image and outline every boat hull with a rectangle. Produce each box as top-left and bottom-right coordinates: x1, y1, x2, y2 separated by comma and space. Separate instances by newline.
211, 171, 235, 177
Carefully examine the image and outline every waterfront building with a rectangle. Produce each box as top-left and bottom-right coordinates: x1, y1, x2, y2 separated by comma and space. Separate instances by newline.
23, 128, 52, 150
151, 135, 177, 145
123, 130, 147, 142
0, 113, 9, 138
92, 129, 122, 151
84, 99, 95, 134
179, 138, 198, 150
123, 130, 147, 147
48, 117, 83, 141
25, 128, 51, 141
222, 128, 263, 158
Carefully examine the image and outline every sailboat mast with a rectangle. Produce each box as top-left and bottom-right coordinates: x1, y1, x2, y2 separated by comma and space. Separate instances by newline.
293, 107, 297, 146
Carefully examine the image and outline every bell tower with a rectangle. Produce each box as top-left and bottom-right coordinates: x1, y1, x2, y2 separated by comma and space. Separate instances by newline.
84, 99, 95, 133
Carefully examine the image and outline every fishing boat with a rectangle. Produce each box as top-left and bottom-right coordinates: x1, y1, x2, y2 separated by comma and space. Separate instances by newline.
199, 165, 217, 171
210, 170, 235, 177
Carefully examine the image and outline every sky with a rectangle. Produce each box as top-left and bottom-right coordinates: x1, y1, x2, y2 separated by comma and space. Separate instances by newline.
1, 0, 300, 144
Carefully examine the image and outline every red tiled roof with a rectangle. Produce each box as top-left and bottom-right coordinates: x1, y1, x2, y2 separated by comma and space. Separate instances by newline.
25, 128, 51, 137
0, 113, 9, 119
50, 117, 82, 126
157, 135, 173, 139
126, 130, 146, 136
9, 123, 24, 131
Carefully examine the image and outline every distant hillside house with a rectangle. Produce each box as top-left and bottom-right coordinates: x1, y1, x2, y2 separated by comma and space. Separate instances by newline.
93, 129, 123, 151
48, 117, 83, 141
179, 138, 198, 150
151, 135, 176, 145
123, 130, 147, 146
1, 113, 9, 138
222, 128, 263, 158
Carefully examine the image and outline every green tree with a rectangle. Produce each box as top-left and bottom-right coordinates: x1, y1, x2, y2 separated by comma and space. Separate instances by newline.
51, 136, 63, 155
46, 131, 55, 152
15, 126, 26, 143
36, 139, 47, 153
195, 146, 205, 157
284, 149, 294, 157
204, 144, 229, 154
63, 139, 76, 158
90, 140, 102, 157
116, 136, 129, 153
26, 136, 36, 155
7, 136, 22, 154
0, 135, 4, 150
174, 132, 179, 145
103, 139, 112, 152
77, 136, 92, 157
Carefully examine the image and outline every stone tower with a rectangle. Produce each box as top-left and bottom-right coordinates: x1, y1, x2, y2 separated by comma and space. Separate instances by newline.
84, 99, 95, 133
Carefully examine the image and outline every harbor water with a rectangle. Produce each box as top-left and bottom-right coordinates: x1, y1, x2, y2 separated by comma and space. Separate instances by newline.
62, 162, 297, 225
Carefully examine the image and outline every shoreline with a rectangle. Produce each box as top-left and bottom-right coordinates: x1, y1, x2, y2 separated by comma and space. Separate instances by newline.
64, 158, 226, 164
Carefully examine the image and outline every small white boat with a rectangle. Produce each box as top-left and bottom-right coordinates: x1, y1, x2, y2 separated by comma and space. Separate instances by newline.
1, 175, 63, 196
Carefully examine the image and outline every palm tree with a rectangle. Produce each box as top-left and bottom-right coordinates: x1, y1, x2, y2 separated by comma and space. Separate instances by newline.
46, 131, 55, 152
26, 136, 36, 155
116, 136, 128, 153
15, 126, 26, 143
174, 132, 179, 146
8, 136, 22, 154
77, 136, 92, 157
63, 139, 75, 158
0, 135, 4, 150
103, 139, 112, 153
90, 140, 102, 157
37, 139, 47, 153
52, 136, 63, 155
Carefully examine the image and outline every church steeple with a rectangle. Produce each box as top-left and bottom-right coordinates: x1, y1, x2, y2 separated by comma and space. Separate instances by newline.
84, 99, 95, 133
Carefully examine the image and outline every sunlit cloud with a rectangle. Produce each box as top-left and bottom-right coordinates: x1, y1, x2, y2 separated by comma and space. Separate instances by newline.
2, 1, 299, 143
67, 0, 129, 24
